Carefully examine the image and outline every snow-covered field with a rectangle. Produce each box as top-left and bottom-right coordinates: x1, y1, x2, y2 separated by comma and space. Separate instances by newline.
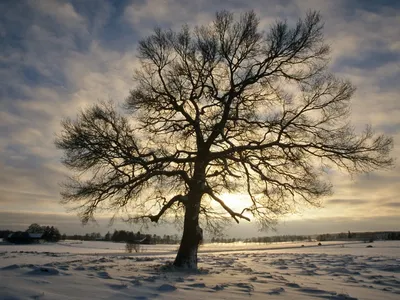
1, 241, 399, 299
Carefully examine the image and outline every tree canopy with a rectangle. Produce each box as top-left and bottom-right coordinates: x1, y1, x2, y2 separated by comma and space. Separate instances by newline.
56, 10, 393, 268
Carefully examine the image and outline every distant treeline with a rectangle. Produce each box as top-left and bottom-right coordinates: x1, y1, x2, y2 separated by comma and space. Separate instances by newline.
221, 231, 400, 244
1, 227, 399, 244
211, 235, 313, 244
61, 230, 180, 244
316, 231, 400, 242
55, 230, 400, 244
0, 228, 180, 245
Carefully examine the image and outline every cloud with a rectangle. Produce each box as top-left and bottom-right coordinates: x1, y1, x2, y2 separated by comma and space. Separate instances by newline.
326, 199, 368, 206
123, 0, 215, 38
124, 0, 188, 25
0, 2, 138, 214
0, 0, 399, 234
382, 202, 400, 208
29, 0, 86, 31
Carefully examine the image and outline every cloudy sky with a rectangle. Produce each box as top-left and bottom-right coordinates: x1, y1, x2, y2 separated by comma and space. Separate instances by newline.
0, 0, 399, 237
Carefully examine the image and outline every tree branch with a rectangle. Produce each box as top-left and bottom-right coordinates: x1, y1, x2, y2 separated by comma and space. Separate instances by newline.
205, 187, 250, 223
140, 194, 187, 223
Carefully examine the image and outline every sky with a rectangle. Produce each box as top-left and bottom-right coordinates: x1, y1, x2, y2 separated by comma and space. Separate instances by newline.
0, 0, 399, 237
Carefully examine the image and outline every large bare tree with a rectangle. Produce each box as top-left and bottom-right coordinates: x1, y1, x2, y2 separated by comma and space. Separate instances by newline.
56, 11, 393, 269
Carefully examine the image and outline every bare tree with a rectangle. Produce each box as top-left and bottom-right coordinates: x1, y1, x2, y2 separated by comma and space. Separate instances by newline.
56, 11, 393, 269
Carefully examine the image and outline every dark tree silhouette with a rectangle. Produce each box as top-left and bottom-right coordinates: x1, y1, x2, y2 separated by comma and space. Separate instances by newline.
26, 223, 44, 234
42, 226, 61, 242
56, 11, 393, 269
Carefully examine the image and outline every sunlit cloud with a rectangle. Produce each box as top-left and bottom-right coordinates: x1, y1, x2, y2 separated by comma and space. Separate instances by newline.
0, 0, 399, 234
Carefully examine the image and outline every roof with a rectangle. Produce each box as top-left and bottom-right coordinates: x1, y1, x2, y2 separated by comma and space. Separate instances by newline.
28, 233, 43, 239
8, 232, 43, 239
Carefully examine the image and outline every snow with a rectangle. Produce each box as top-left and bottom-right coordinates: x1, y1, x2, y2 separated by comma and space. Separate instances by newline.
1, 240, 399, 299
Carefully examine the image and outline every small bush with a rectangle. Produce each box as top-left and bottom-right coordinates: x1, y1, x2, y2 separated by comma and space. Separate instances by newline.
125, 241, 141, 253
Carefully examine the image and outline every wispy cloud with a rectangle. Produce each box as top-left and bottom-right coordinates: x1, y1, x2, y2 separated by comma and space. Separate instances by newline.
382, 202, 400, 208
326, 199, 368, 206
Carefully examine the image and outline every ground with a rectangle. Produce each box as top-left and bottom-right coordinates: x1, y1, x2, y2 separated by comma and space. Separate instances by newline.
0, 240, 399, 299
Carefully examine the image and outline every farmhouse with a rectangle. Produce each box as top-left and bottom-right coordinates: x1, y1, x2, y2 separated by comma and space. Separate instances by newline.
7, 232, 43, 244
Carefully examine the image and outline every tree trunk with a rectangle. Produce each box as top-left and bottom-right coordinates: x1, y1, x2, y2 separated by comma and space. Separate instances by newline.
173, 190, 203, 269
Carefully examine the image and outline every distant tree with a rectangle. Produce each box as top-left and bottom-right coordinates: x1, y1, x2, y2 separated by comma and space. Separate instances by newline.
51, 226, 61, 242
152, 234, 158, 243
26, 223, 44, 234
88, 232, 101, 240
111, 230, 118, 242
144, 234, 152, 244
105, 231, 111, 241
42, 226, 61, 242
125, 240, 141, 253
388, 232, 400, 240
56, 11, 393, 269
127, 231, 134, 241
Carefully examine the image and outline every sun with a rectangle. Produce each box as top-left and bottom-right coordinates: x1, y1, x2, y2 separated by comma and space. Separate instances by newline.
217, 193, 253, 219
